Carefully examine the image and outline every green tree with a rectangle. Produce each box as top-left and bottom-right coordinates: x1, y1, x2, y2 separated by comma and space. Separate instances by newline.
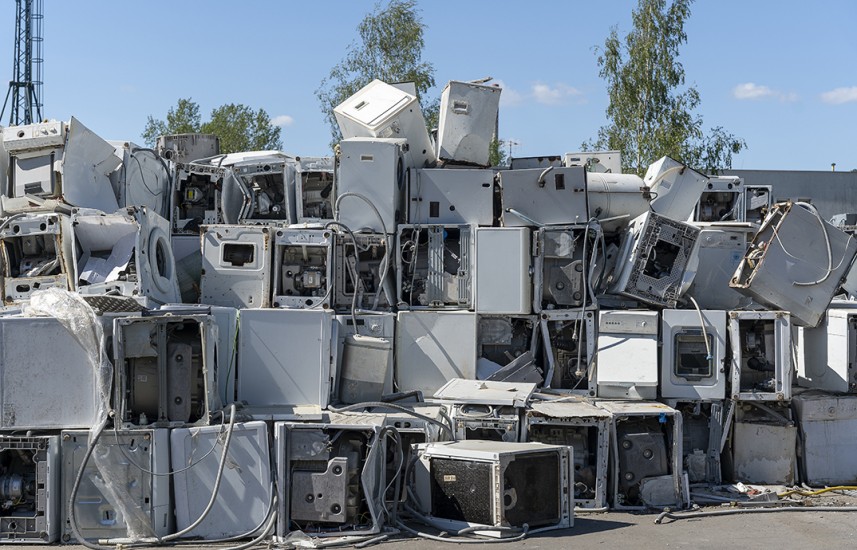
585, 0, 745, 175
316, 0, 436, 147
142, 99, 282, 154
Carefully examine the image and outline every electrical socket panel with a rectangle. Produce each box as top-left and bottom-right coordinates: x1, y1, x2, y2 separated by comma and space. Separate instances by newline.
541, 310, 597, 393
533, 224, 600, 312
200, 224, 273, 309
295, 156, 335, 223
0, 435, 60, 544
660, 309, 727, 400
728, 310, 792, 401
523, 400, 611, 509
113, 313, 220, 427
333, 232, 394, 311
271, 227, 333, 310
0, 212, 74, 305
60, 429, 171, 543
396, 224, 474, 309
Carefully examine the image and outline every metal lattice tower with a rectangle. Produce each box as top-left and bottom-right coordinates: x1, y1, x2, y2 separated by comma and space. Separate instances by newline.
1, 0, 44, 126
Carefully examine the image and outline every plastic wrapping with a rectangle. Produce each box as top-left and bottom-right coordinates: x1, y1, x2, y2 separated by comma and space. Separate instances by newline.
25, 288, 111, 424
25, 289, 154, 542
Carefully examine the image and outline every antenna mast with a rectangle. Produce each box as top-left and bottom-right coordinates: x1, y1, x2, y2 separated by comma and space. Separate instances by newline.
1, 0, 44, 126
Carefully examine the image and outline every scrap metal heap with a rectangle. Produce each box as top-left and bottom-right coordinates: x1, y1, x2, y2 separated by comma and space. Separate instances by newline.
0, 79, 856, 545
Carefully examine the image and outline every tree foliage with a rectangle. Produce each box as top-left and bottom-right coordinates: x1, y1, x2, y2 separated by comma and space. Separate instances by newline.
142, 98, 282, 154
316, 0, 436, 147
585, 0, 745, 175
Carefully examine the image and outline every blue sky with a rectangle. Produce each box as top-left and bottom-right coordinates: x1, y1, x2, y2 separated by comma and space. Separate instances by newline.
1, 0, 854, 170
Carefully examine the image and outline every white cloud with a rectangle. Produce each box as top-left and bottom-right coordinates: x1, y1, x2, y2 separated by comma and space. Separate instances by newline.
495, 80, 582, 107
732, 82, 797, 102
531, 82, 582, 105
271, 114, 294, 127
820, 86, 857, 105
495, 80, 524, 107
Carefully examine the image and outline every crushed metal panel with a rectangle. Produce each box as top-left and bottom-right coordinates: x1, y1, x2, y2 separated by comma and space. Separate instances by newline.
797, 308, 857, 392
237, 309, 335, 411
0, 316, 99, 429
171, 421, 272, 539
395, 310, 477, 395
730, 201, 857, 328
684, 222, 755, 310
732, 404, 796, 485
171, 162, 244, 234
645, 156, 708, 222
334, 79, 435, 168
408, 168, 495, 225
792, 392, 857, 486
60, 117, 122, 212
564, 150, 622, 174
499, 167, 589, 227
437, 80, 501, 167
229, 153, 297, 224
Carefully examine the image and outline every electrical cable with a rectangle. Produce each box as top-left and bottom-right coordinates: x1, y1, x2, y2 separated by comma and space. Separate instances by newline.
655, 505, 857, 525
688, 296, 712, 361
